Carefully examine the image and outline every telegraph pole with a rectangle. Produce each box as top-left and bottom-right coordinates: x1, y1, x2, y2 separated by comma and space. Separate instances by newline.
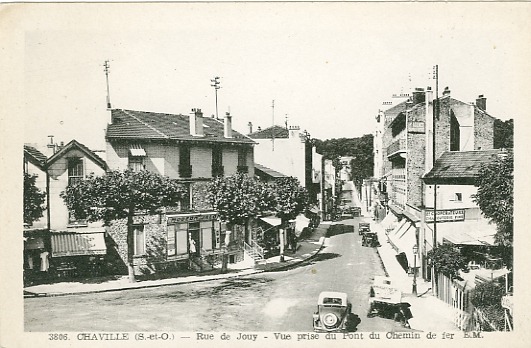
211, 76, 221, 120
104, 60, 112, 109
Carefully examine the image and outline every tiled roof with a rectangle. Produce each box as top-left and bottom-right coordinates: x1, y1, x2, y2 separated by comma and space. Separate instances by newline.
254, 163, 288, 178
24, 145, 47, 168
423, 149, 502, 180
106, 109, 254, 144
46, 140, 107, 170
248, 125, 289, 139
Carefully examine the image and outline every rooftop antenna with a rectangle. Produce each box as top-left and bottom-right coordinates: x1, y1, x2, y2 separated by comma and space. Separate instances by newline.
104, 60, 112, 109
211, 76, 221, 120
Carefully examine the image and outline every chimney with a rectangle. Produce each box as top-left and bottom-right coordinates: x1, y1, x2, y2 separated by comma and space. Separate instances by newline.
412, 87, 425, 105
190, 108, 204, 137
476, 94, 487, 111
224, 112, 232, 138
257, 126, 262, 132
247, 121, 253, 134
442, 86, 451, 97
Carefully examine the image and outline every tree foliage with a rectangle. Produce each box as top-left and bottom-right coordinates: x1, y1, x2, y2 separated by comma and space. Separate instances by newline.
471, 281, 504, 308
61, 170, 186, 281
472, 150, 513, 250
427, 243, 467, 279
269, 177, 309, 223
494, 118, 514, 149
61, 170, 186, 223
207, 172, 274, 226
313, 134, 374, 188
24, 172, 46, 225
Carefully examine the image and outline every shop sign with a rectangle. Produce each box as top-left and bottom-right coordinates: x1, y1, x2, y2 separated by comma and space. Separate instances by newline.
425, 209, 465, 223
167, 213, 219, 224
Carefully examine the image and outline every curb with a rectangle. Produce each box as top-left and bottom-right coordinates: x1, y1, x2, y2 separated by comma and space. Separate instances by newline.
24, 234, 328, 298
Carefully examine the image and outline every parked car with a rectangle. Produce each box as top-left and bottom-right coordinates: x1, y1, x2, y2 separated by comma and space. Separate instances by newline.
313, 291, 358, 332
358, 222, 371, 235
362, 232, 380, 247
367, 276, 412, 328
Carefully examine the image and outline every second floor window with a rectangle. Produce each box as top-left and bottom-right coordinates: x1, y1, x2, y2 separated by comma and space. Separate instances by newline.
212, 145, 223, 177
68, 157, 83, 186
179, 146, 192, 177
129, 157, 145, 172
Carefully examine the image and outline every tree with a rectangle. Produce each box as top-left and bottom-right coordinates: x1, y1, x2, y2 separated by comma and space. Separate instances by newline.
61, 169, 186, 282
472, 150, 513, 267
24, 172, 46, 225
427, 243, 467, 279
269, 177, 309, 224
494, 118, 514, 149
207, 172, 274, 243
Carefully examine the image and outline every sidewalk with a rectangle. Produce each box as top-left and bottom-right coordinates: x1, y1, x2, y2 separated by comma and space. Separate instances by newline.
24, 223, 331, 297
367, 214, 458, 332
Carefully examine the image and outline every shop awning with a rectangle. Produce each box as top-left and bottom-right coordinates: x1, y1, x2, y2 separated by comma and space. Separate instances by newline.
427, 220, 496, 246
51, 232, 107, 257
129, 144, 146, 157
260, 216, 282, 227
381, 212, 398, 233
388, 220, 419, 268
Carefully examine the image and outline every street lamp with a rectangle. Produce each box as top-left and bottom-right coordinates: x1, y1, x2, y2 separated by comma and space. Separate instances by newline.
412, 244, 418, 296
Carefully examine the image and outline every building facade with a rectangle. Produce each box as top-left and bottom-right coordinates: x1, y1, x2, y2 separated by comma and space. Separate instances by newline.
105, 108, 256, 274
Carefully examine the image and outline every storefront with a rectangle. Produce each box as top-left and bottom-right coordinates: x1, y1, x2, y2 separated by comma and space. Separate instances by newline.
50, 231, 107, 278
24, 228, 51, 285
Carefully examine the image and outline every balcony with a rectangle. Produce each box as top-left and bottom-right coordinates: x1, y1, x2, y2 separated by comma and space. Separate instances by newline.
212, 165, 224, 177
386, 139, 406, 159
237, 165, 249, 174
179, 165, 192, 178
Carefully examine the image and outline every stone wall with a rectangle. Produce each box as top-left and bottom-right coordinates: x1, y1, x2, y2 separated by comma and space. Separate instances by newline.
191, 181, 212, 211
474, 109, 495, 150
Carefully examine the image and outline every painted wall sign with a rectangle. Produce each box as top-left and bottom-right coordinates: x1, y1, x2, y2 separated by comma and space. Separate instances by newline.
425, 209, 465, 223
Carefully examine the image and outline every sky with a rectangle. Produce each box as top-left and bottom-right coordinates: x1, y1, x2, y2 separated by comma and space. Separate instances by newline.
13, 2, 531, 152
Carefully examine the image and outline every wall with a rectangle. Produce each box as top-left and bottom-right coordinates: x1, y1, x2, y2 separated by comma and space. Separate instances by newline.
474, 109, 495, 150
406, 107, 427, 209
47, 148, 106, 230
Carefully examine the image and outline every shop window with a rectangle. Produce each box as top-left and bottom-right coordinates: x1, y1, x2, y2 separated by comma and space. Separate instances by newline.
201, 221, 213, 250
133, 225, 145, 256
167, 223, 188, 256
68, 157, 84, 186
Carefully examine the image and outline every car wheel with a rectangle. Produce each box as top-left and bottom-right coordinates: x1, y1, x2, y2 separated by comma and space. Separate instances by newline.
323, 313, 338, 327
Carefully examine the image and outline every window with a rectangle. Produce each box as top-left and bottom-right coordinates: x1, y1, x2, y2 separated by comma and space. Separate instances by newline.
450, 111, 460, 151
179, 145, 192, 177
68, 157, 83, 186
133, 225, 145, 256
237, 147, 248, 173
453, 193, 462, 202
129, 157, 145, 172
212, 145, 223, 177
167, 223, 188, 257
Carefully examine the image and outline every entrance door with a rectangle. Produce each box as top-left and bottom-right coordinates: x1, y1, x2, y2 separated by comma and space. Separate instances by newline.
189, 222, 201, 256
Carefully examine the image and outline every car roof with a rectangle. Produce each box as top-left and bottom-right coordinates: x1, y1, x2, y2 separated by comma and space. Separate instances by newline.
318, 291, 348, 305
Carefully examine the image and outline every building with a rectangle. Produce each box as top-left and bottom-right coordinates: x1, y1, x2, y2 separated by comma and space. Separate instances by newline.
376, 87, 496, 277
105, 108, 256, 274
23, 140, 109, 281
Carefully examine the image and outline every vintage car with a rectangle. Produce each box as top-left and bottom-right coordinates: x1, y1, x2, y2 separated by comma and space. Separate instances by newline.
367, 276, 412, 327
313, 291, 356, 332
362, 232, 380, 247
358, 222, 371, 235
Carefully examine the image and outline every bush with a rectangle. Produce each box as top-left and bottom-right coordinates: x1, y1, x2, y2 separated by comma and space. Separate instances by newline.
427, 244, 468, 279
471, 281, 504, 308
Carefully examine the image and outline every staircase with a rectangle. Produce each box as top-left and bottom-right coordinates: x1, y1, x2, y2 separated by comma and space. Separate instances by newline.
242, 241, 265, 265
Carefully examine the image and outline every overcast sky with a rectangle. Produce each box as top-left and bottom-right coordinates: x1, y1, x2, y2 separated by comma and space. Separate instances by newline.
17, 2, 531, 151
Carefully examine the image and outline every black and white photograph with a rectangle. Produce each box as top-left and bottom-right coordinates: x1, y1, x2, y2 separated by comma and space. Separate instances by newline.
1, 2, 528, 347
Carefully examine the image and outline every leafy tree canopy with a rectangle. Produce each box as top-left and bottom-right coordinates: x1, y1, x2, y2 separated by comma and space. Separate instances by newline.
494, 118, 513, 149
427, 243, 467, 279
207, 172, 274, 226
61, 169, 186, 224
472, 150, 513, 248
269, 177, 309, 223
24, 172, 46, 225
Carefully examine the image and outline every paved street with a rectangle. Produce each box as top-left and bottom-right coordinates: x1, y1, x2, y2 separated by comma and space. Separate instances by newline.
25, 218, 408, 332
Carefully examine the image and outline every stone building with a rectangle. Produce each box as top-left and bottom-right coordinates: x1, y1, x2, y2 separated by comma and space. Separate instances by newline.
375, 87, 496, 277
105, 108, 256, 274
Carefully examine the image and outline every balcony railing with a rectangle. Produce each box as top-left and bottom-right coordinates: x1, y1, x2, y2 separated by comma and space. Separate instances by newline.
386, 138, 406, 158
179, 164, 192, 178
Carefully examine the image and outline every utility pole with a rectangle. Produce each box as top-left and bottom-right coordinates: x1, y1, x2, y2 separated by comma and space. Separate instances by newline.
271, 100, 275, 151
211, 76, 221, 120
104, 60, 112, 109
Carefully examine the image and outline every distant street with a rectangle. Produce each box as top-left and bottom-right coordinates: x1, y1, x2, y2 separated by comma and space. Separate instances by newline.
25, 217, 407, 332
